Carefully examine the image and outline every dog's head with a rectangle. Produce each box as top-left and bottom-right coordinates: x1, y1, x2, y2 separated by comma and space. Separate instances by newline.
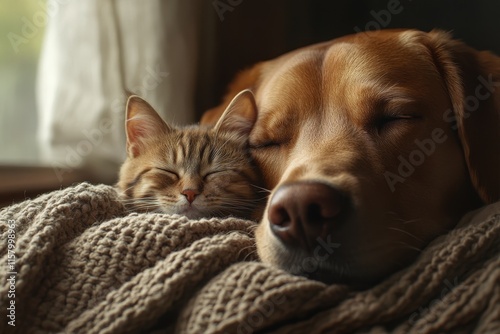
203, 29, 499, 286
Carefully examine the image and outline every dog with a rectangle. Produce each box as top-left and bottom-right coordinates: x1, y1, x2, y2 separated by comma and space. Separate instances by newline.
201, 29, 499, 286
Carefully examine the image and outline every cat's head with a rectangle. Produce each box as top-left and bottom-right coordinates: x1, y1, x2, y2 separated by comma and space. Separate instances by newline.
117, 90, 263, 219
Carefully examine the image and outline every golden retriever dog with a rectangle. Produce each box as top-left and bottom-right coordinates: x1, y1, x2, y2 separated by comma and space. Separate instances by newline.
201, 29, 499, 286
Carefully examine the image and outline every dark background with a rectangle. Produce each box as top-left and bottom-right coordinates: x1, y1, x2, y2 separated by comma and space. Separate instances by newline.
195, 0, 500, 117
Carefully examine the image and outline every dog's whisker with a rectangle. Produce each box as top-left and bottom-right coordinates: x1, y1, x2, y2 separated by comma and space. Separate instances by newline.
386, 227, 424, 243
385, 211, 423, 225
399, 219, 422, 225
390, 241, 423, 254
239, 245, 258, 261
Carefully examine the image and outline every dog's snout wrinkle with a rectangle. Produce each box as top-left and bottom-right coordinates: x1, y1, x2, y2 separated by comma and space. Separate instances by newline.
268, 181, 345, 251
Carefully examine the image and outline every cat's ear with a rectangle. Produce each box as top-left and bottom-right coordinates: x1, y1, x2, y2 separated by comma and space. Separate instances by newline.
125, 95, 171, 158
214, 89, 258, 139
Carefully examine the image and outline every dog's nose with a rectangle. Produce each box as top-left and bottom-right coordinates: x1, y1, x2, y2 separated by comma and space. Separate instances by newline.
267, 181, 345, 249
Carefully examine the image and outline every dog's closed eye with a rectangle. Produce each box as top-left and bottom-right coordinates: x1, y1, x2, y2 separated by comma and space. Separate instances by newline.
375, 114, 420, 134
249, 133, 286, 149
249, 141, 281, 149
370, 96, 423, 135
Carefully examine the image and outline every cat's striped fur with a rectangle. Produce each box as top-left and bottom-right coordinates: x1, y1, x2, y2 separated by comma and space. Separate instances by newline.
117, 91, 264, 220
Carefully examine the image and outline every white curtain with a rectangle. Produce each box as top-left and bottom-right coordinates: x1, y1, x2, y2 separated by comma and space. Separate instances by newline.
37, 0, 202, 183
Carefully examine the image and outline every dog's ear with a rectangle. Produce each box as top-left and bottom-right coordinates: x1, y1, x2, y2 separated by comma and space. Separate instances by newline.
201, 63, 263, 125
125, 95, 171, 158
428, 30, 500, 203
214, 89, 258, 140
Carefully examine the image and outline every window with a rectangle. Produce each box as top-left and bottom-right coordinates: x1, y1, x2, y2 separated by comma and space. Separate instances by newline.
0, 1, 45, 164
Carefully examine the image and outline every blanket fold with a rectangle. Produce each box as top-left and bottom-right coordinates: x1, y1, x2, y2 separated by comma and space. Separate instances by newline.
0, 183, 498, 334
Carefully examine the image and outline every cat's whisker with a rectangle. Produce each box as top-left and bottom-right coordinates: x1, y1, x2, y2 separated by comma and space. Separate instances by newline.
127, 205, 158, 212
218, 205, 257, 212
121, 184, 138, 194
122, 201, 158, 207
124, 201, 159, 208
213, 196, 264, 203
122, 196, 161, 212
121, 196, 158, 203
205, 199, 250, 206
221, 199, 264, 206
251, 184, 272, 194
131, 201, 158, 207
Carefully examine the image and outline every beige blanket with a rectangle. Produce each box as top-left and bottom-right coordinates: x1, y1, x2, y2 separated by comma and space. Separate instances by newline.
0, 182, 498, 334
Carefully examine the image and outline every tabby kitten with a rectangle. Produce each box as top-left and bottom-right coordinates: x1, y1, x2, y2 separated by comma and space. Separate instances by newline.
117, 90, 263, 220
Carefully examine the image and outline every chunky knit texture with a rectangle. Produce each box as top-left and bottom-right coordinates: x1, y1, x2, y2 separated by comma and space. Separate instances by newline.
0, 182, 498, 334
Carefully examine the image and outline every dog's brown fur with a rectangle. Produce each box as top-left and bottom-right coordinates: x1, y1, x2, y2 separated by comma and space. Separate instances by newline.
202, 29, 500, 285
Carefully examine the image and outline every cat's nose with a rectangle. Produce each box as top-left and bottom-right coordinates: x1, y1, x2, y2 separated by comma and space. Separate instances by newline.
181, 189, 199, 204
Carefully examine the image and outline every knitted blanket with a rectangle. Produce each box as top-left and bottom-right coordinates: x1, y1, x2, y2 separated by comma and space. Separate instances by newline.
0, 183, 498, 334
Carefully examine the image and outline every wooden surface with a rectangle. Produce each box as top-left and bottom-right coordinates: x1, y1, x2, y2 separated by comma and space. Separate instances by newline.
0, 166, 111, 208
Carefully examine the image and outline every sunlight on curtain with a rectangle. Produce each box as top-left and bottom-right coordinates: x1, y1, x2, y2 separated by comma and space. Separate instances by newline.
0, 1, 46, 164
37, 0, 202, 183
0, 0, 202, 185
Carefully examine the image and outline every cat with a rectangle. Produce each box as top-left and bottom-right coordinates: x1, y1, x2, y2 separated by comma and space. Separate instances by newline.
117, 90, 264, 220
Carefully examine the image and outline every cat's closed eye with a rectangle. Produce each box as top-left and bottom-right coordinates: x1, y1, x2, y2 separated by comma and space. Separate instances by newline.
156, 167, 179, 180
203, 170, 226, 180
